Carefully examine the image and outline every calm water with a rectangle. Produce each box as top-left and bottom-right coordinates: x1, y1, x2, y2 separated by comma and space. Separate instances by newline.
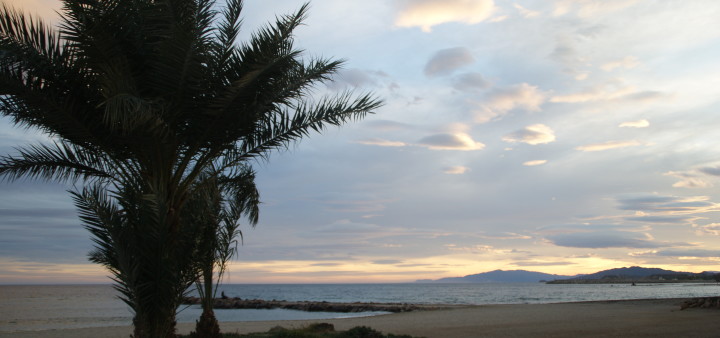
1, 282, 718, 333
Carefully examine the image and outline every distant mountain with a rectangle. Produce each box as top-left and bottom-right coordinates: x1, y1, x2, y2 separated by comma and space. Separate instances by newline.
416, 269, 573, 283
574, 266, 690, 280
546, 266, 720, 284
416, 266, 720, 284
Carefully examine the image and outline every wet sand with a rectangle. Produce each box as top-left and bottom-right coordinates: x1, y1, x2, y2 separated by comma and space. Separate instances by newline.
3, 298, 719, 338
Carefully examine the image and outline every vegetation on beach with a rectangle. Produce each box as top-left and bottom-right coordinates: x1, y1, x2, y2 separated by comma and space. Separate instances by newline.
183, 323, 420, 338
0, 0, 381, 337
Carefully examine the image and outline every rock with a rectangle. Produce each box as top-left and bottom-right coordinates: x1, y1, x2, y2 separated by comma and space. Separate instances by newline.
680, 297, 720, 310
180, 297, 441, 313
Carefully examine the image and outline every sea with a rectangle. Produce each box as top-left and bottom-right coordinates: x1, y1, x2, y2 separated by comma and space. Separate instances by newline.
1, 282, 719, 333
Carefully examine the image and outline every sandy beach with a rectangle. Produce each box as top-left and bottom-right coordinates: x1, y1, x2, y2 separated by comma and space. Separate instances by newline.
3, 298, 719, 338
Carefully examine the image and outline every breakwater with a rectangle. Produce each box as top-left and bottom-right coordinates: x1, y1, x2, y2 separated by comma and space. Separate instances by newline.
181, 296, 448, 313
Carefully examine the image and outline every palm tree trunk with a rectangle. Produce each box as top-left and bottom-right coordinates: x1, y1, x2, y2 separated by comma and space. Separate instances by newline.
192, 310, 221, 338
192, 266, 221, 338
132, 310, 177, 338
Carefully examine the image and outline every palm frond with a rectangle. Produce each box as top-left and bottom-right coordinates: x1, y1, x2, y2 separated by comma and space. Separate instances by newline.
232, 91, 382, 163
0, 142, 117, 183
0, 4, 63, 68
218, 166, 259, 225
211, 0, 243, 74
0, 4, 105, 144
69, 185, 136, 308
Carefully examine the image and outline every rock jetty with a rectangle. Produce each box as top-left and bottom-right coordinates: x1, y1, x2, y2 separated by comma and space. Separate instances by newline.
680, 297, 720, 310
181, 297, 443, 313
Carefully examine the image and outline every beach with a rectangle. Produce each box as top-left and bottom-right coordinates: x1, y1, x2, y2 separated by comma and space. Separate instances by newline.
3, 298, 719, 338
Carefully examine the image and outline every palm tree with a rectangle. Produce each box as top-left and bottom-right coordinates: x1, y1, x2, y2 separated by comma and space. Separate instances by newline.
187, 167, 260, 338
72, 166, 258, 338
0, 1, 382, 337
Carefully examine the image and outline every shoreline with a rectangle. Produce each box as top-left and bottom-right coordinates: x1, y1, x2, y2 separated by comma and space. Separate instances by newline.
4, 298, 720, 338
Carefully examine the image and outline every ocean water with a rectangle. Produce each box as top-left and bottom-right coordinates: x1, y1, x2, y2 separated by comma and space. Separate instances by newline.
1, 282, 718, 333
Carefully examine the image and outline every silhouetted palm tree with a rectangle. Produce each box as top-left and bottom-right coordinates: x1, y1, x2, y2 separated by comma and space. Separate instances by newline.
187, 167, 259, 338
0, 1, 381, 337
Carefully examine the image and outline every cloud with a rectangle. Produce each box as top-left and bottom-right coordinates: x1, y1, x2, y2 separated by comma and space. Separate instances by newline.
513, 261, 573, 267
622, 91, 667, 102
697, 223, 720, 236
550, 82, 667, 104
619, 119, 649, 128
424, 47, 475, 77
443, 166, 470, 174
523, 160, 547, 167
617, 195, 717, 213
355, 138, 407, 147
365, 120, 412, 131
474, 83, 545, 123
664, 171, 712, 189
548, 37, 584, 78
551, 87, 617, 103
311, 262, 344, 267
575, 140, 642, 152
617, 195, 678, 210
0, 208, 77, 218
372, 259, 404, 265
601, 56, 640, 71
394, 0, 496, 32
546, 231, 673, 249
553, 0, 641, 17
502, 124, 556, 145
445, 244, 513, 255
624, 215, 696, 224
418, 133, 485, 151
671, 178, 712, 189
489, 15, 508, 22
477, 232, 532, 240
635, 249, 720, 258
452, 72, 489, 91
322, 198, 389, 213
513, 4, 540, 18
326, 69, 387, 90
313, 220, 385, 235
699, 166, 720, 177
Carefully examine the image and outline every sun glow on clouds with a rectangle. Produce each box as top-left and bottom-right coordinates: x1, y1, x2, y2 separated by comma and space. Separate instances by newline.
355, 138, 406, 147
619, 119, 649, 128
444, 166, 470, 174
418, 133, 485, 151
474, 83, 545, 123
523, 160, 547, 167
224, 260, 434, 283
576, 140, 643, 152
601, 56, 640, 71
5, 0, 61, 22
502, 124, 556, 145
394, 0, 496, 32
513, 4, 540, 18
664, 171, 712, 189
0, 259, 107, 284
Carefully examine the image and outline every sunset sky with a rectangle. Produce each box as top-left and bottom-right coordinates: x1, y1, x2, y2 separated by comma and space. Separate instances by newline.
2, 0, 720, 284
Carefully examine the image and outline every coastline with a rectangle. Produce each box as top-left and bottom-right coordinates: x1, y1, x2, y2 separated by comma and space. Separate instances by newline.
4, 298, 720, 338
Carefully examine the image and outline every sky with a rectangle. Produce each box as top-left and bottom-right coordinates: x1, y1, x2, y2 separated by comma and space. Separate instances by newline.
2, 0, 720, 284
